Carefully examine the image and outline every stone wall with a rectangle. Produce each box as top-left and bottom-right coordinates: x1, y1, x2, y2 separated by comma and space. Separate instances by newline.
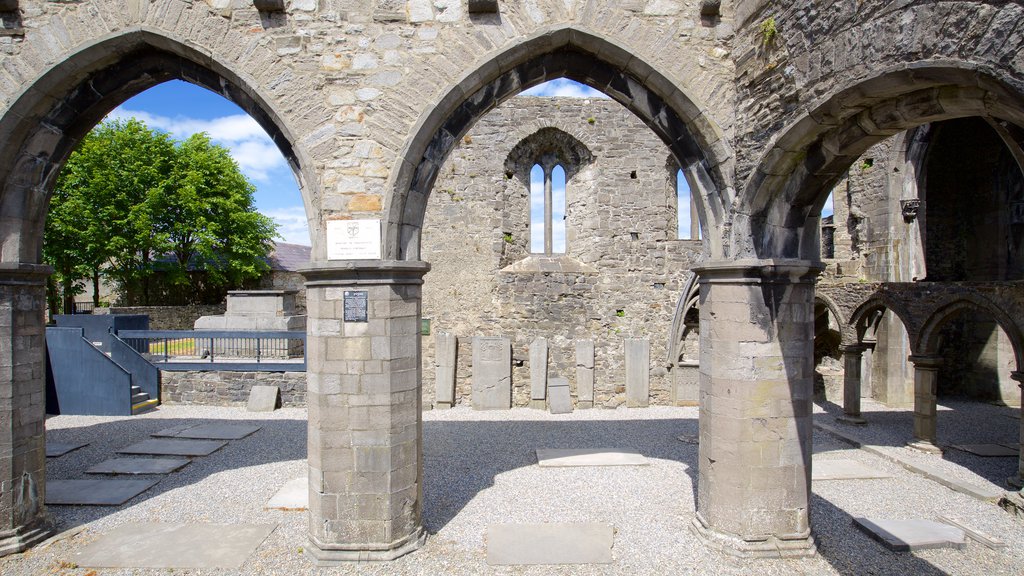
104, 305, 226, 330
161, 370, 306, 406
421, 96, 703, 409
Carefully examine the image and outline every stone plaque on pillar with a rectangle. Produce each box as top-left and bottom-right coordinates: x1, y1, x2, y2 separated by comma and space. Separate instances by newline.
472, 337, 511, 410
435, 333, 458, 409
529, 337, 548, 409
575, 340, 595, 409
625, 338, 650, 408
326, 219, 382, 260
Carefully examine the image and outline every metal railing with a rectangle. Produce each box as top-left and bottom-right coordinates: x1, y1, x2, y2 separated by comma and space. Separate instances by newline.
116, 330, 306, 372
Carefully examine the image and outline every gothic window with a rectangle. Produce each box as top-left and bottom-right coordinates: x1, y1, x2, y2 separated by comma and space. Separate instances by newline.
530, 162, 568, 254
676, 168, 701, 240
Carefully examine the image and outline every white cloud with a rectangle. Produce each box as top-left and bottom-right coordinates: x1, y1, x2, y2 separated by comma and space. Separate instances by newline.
261, 205, 311, 246
522, 79, 610, 99
107, 107, 287, 182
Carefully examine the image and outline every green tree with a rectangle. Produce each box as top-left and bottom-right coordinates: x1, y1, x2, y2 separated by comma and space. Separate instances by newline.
45, 118, 278, 307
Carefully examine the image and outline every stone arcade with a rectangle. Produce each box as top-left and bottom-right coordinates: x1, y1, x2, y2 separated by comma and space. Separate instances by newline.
2, 0, 1024, 565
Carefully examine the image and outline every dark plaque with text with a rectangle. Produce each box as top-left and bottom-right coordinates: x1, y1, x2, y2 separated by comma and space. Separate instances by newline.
343, 290, 368, 322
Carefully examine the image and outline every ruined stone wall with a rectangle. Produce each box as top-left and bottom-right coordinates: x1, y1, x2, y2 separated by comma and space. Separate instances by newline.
161, 370, 306, 406
421, 96, 703, 408
104, 305, 226, 330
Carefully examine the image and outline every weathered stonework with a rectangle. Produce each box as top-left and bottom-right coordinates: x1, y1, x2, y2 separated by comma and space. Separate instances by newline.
161, 370, 306, 406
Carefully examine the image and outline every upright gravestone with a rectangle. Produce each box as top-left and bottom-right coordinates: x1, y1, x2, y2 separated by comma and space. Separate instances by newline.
548, 377, 573, 414
529, 337, 548, 409
434, 332, 458, 409
575, 340, 595, 409
472, 337, 512, 410
625, 339, 650, 408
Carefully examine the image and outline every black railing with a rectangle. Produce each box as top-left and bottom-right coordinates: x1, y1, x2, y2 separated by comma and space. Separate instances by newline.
116, 330, 306, 372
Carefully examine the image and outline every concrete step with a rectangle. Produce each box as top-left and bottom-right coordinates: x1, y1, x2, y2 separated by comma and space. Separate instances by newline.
131, 398, 159, 415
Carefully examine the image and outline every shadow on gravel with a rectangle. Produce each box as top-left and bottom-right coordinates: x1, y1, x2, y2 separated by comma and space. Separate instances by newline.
421, 418, 700, 533
811, 494, 949, 576
44, 414, 307, 530
815, 398, 1020, 486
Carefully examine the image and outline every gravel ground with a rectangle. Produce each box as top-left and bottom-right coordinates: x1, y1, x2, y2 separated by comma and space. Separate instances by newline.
815, 397, 1021, 489
1, 402, 1023, 575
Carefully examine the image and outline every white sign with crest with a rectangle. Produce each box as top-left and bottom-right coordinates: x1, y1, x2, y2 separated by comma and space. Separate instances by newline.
326, 219, 382, 260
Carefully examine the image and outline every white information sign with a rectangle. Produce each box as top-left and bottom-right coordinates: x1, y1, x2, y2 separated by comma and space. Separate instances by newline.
326, 219, 382, 260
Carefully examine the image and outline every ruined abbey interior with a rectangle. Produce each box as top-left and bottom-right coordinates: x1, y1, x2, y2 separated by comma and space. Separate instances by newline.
2, 0, 1024, 565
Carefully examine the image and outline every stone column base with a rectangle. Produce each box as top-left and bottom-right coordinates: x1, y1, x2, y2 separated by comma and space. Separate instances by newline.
907, 440, 943, 454
690, 513, 816, 559
306, 528, 426, 565
0, 523, 51, 558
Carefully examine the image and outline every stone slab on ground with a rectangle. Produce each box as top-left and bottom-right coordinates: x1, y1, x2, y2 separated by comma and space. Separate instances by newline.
75, 523, 276, 569
117, 438, 227, 457
813, 459, 894, 481
536, 448, 649, 467
266, 477, 308, 511
46, 441, 89, 457
153, 423, 261, 440
548, 377, 573, 414
952, 443, 1019, 457
486, 522, 614, 565
86, 457, 191, 475
247, 385, 280, 412
46, 478, 161, 506
853, 517, 967, 551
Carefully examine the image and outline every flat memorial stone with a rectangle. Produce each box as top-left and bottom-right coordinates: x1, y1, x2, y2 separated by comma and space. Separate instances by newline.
46, 441, 89, 458
153, 423, 260, 440
118, 438, 227, 457
536, 448, 649, 467
488, 523, 613, 565
812, 459, 894, 481
854, 517, 967, 551
952, 443, 1019, 457
46, 478, 160, 506
247, 385, 280, 412
472, 336, 512, 410
75, 522, 276, 569
86, 458, 190, 476
265, 477, 308, 511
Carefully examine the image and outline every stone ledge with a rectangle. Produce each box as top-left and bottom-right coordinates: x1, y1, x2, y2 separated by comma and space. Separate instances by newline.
690, 514, 816, 559
306, 528, 426, 564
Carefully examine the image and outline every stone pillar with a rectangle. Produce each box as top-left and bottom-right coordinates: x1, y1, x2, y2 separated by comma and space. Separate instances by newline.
575, 340, 594, 409
690, 260, 820, 558
838, 345, 866, 424
0, 263, 51, 557
1012, 372, 1023, 485
433, 333, 457, 409
860, 338, 875, 399
907, 355, 943, 454
300, 261, 429, 564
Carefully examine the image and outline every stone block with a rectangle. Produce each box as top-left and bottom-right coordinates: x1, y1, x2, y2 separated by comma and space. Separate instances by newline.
575, 340, 594, 409
529, 337, 548, 409
248, 385, 280, 412
472, 337, 511, 410
548, 377, 572, 414
625, 338, 650, 407
434, 332, 457, 408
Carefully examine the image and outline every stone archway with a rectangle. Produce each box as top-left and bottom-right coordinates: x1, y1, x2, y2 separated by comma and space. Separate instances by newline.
0, 29, 321, 556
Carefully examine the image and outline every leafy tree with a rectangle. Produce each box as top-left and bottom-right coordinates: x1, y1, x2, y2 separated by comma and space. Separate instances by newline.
45, 118, 278, 307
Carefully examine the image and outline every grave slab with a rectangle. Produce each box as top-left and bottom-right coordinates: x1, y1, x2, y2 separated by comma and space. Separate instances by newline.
812, 459, 894, 480
117, 438, 227, 457
472, 336, 511, 410
153, 423, 260, 440
247, 385, 280, 412
75, 523, 276, 569
487, 522, 613, 565
536, 448, 649, 467
952, 443, 1019, 457
853, 517, 967, 551
529, 337, 548, 409
86, 458, 191, 475
46, 478, 160, 506
575, 340, 595, 409
46, 441, 89, 457
548, 377, 573, 414
265, 477, 308, 510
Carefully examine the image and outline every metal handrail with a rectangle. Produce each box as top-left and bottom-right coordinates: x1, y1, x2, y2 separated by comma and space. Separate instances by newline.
116, 329, 306, 372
